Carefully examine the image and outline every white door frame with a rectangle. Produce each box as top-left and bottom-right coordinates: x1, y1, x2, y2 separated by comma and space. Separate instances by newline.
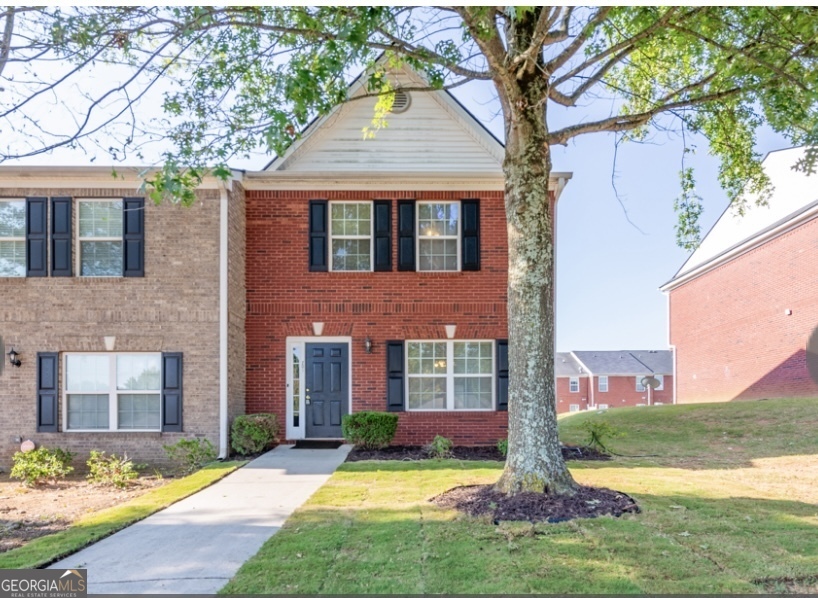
285, 336, 352, 440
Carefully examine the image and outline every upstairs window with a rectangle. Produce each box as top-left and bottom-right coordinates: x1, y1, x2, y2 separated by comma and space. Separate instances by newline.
417, 202, 459, 271
598, 375, 609, 392
0, 200, 26, 277
329, 202, 372, 271
569, 377, 579, 393
78, 200, 123, 277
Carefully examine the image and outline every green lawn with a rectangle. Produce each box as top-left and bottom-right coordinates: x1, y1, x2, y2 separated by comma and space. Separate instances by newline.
0, 460, 244, 569
222, 398, 818, 594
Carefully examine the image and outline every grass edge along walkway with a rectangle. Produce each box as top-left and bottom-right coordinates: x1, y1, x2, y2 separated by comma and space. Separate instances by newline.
0, 460, 245, 570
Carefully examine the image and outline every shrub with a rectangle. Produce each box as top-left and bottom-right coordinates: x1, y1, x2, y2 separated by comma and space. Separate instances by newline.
341, 411, 398, 449
497, 438, 508, 457
86, 450, 141, 488
10, 447, 74, 486
581, 419, 624, 454
164, 438, 217, 474
230, 414, 279, 456
427, 435, 453, 459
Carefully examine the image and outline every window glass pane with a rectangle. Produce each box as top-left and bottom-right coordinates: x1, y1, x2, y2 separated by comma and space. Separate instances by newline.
79, 201, 122, 238
67, 394, 109, 429
454, 342, 492, 375
0, 201, 25, 237
331, 239, 371, 271
418, 238, 458, 271
117, 354, 161, 390
418, 203, 459, 239
117, 393, 161, 429
454, 377, 492, 409
408, 377, 446, 409
292, 345, 301, 428
66, 355, 109, 392
0, 241, 25, 277
408, 342, 446, 375
81, 240, 123, 276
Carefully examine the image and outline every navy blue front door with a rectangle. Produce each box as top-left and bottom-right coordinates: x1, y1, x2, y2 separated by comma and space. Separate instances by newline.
305, 343, 349, 438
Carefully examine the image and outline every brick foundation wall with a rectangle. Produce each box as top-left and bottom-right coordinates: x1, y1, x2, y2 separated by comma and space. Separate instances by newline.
0, 187, 223, 467
669, 215, 818, 403
246, 189, 516, 445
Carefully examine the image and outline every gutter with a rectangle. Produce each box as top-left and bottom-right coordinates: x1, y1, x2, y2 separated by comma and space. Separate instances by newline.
217, 180, 230, 459
571, 352, 594, 408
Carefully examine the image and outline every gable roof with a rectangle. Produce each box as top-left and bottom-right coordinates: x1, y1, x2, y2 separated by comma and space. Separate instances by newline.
571, 350, 673, 376
662, 147, 818, 290
555, 352, 585, 377
265, 63, 504, 176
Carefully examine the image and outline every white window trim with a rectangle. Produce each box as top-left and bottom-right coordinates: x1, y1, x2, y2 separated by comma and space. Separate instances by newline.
0, 198, 26, 278
416, 200, 461, 272
285, 336, 352, 440
328, 200, 374, 272
76, 198, 124, 278
62, 352, 162, 432
598, 375, 608, 393
569, 376, 579, 393
405, 339, 495, 411
569, 404, 580, 413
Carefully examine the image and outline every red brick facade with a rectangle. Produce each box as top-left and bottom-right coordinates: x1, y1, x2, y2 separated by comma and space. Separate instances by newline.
246, 189, 518, 445
555, 375, 674, 413
669, 215, 818, 403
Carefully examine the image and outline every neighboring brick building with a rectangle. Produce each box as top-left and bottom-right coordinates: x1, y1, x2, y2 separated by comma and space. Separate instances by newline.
662, 147, 818, 403
554, 351, 674, 414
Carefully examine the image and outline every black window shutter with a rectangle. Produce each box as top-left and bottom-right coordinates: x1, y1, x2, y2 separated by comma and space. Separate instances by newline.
397, 200, 415, 271
461, 199, 480, 271
162, 352, 183, 432
497, 339, 509, 411
26, 197, 47, 277
309, 200, 328, 272
373, 200, 392, 271
37, 352, 59, 432
386, 341, 405, 412
50, 197, 72, 277
123, 197, 145, 277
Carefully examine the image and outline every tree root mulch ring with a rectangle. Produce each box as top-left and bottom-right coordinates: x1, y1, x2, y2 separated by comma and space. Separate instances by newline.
346, 444, 610, 463
431, 484, 640, 524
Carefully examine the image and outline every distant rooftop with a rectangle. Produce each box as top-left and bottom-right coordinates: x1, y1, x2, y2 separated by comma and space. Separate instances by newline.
570, 350, 673, 376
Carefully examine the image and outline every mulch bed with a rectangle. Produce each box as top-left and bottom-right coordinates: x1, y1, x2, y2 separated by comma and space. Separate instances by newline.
345, 444, 610, 463
431, 484, 640, 524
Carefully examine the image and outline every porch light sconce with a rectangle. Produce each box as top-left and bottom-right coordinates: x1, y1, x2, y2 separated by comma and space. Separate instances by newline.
7, 347, 21, 367
444, 325, 456, 339
364, 336, 373, 354
103, 336, 116, 351
312, 322, 324, 336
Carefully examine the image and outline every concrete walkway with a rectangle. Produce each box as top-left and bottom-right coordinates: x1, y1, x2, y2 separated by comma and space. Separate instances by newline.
50, 445, 351, 594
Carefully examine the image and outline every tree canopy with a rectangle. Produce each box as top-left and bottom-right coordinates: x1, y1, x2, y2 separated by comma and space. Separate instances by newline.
3, 6, 818, 494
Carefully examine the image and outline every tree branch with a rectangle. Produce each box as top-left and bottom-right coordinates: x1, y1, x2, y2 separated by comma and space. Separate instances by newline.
545, 7, 612, 74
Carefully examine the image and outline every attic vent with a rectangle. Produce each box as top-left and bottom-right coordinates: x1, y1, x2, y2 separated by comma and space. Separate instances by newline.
390, 90, 411, 114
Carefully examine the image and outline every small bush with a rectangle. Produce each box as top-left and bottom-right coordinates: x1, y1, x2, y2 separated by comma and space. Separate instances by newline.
581, 419, 624, 454
86, 450, 142, 488
341, 411, 398, 449
164, 438, 217, 474
10, 447, 74, 486
497, 438, 508, 457
427, 435, 453, 459
231, 414, 279, 456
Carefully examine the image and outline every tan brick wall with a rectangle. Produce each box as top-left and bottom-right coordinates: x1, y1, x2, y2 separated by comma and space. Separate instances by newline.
227, 183, 247, 433
0, 187, 223, 468
669, 215, 818, 403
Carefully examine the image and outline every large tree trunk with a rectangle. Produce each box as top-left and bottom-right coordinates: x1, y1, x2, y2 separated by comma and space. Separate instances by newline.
493, 36, 578, 496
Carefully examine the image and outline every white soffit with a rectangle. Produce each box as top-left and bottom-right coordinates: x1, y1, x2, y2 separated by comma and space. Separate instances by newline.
672, 147, 818, 281
268, 67, 505, 175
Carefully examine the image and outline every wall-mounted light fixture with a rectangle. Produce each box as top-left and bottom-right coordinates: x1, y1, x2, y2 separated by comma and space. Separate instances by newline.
7, 347, 21, 367
364, 336, 373, 354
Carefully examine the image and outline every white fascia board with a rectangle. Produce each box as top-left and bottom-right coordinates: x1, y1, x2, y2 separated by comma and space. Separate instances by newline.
0, 165, 236, 190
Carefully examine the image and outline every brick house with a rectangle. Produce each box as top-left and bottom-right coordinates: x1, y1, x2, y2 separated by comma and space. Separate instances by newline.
555, 350, 674, 414
662, 147, 818, 403
0, 66, 573, 465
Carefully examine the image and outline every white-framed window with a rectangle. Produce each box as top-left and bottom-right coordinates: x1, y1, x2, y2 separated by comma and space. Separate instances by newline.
636, 374, 664, 391
569, 377, 579, 393
64, 353, 161, 431
597, 403, 609, 411
569, 404, 580, 413
417, 201, 460, 271
406, 340, 494, 410
598, 375, 608, 392
329, 201, 372, 271
0, 199, 26, 277
77, 199, 123, 277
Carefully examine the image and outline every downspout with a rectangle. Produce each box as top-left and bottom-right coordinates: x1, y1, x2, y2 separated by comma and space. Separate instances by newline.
571, 352, 594, 408
665, 291, 678, 405
218, 181, 230, 459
